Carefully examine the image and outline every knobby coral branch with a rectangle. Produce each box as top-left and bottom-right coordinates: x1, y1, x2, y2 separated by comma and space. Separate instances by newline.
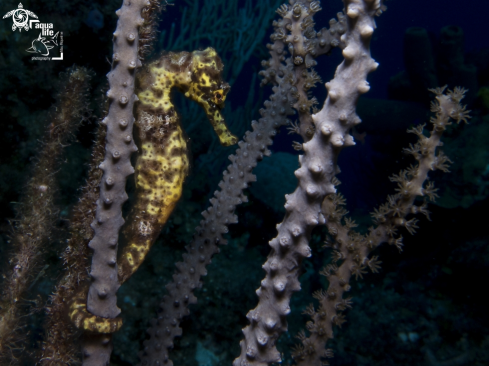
81, 0, 146, 363
234, 0, 382, 364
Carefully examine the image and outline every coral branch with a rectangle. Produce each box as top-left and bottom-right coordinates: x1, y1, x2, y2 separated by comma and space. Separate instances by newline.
0, 66, 92, 363
234, 0, 381, 364
81, 0, 146, 363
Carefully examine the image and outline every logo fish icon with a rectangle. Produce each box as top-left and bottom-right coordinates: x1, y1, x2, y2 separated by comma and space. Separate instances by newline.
26, 32, 59, 56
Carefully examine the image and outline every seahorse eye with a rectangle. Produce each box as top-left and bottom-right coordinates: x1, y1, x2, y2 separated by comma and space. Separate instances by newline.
213, 90, 225, 105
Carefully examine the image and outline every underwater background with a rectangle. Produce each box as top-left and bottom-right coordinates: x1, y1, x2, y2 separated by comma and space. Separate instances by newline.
0, 0, 488, 364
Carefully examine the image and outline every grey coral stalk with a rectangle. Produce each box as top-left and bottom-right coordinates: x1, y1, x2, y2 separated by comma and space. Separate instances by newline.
82, 0, 145, 364
234, 0, 382, 365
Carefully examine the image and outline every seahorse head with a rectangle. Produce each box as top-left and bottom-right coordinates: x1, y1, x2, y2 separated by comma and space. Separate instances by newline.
137, 47, 237, 146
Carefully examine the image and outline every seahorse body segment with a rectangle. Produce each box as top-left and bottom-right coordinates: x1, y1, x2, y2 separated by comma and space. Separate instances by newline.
69, 48, 236, 333
118, 47, 237, 283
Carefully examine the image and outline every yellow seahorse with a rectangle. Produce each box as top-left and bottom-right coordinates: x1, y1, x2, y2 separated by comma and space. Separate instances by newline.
69, 47, 236, 332
118, 47, 237, 283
